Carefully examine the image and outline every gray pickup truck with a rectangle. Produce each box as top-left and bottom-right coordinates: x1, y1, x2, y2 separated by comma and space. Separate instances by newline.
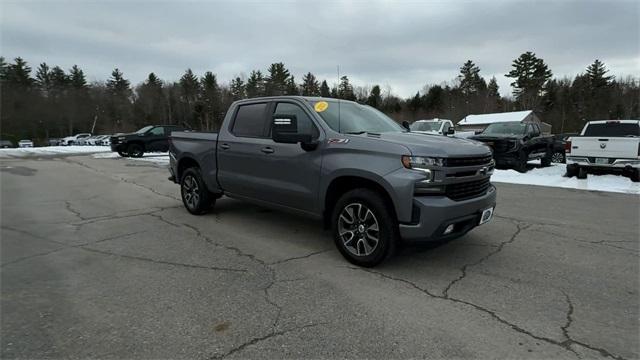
169, 96, 496, 266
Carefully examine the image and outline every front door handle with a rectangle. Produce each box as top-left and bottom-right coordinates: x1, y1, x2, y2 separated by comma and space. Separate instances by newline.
261, 147, 274, 154
220, 143, 230, 150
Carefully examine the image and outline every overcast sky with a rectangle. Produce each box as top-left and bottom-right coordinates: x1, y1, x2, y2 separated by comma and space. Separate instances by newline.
1, 0, 638, 97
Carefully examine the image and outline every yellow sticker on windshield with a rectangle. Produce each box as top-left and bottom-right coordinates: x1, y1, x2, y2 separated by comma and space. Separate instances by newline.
314, 101, 329, 112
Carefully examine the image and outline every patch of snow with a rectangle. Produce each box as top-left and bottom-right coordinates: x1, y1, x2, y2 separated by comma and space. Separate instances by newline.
0, 146, 111, 158
492, 162, 640, 195
92, 152, 169, 166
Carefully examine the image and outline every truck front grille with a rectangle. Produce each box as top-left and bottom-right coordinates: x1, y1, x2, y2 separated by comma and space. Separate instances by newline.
445, 177, 491, 201
445, 155, 493, 167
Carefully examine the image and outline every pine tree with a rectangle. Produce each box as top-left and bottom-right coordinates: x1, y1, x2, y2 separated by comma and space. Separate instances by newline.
505, 51, 552, 110
320, 80, 331, 97
486, 76, 501, 112
337, 75, 355, 100
301, 72, 320, 96
106, 68, 133, 131
407, 92, 421, 113
0, 57, 8, 81
366, 85, 382, 109
200, 71, 222, 130
585, 59, 614, 89
35, 63, 52, 95
458, 60, 484, 96
69, 65, 87, 89
230, 77, 246, 100
245, 70, 265, 98
265, 62, 290, 96
286, 76, 299, 95
6, 57, 34, 86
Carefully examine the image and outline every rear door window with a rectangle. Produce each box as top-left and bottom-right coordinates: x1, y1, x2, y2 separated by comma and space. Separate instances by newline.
231, 103, 269, 137
149, 127, 165, 136
584, 123, 640, 137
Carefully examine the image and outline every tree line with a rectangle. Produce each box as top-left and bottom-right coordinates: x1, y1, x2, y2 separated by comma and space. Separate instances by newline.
1, 52, 638, 143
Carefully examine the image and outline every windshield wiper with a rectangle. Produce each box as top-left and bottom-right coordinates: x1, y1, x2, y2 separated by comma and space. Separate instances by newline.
345, 131, 367, 135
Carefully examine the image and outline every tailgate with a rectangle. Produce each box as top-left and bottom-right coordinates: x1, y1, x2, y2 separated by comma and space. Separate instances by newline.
572, 137, 639, 158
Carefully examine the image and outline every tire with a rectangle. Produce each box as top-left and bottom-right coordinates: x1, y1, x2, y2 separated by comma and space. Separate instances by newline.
128, 144, 144, 158
331, 188, 397, 267
117, 150, 128, 157
180, 167, 214, 215
551, 151, 565, 164
541, 156, 552, 167
628, 169, 640, 183
565, 164, 578, 178
577, 167, 588, 179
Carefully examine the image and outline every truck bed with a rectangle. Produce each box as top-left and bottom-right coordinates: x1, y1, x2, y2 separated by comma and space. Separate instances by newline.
169, 131, 221, 193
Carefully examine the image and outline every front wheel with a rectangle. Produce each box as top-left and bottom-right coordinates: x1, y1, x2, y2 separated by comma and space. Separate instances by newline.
331, 188, 397, 267
577, 167, 588, 179
128, 144, 144, 158
117, 150, 128, 157
181, 167, 214, 215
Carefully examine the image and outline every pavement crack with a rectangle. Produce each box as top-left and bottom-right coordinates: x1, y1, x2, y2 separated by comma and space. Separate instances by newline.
268, 249, 332, 266
442, 221, 530, 297
351, 266, 628, 360
78, 247, 247, 273
208, 322, 326, 359
64, 201, 87, 220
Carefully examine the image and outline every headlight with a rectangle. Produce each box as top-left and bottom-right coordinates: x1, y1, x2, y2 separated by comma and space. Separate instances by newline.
118, 136, 126, 140
401, 156, 444, 169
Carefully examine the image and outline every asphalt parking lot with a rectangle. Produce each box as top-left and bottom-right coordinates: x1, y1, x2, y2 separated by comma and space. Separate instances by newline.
1, 154, 638, 359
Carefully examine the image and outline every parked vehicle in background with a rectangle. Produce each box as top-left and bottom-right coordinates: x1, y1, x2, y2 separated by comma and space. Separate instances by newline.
18, 139, 34, 148
95, 135, 111, 146
60, 133, 91, 146
48, 138, 61, 146
84, 135, 109, 146
0, 140, 14, 148
566, 120, 640, 182
169, 96, 496, 267
550, 133, 579, 163
470, 121, 554, 172
410, 119, 455, 136
111, 125, 186, 157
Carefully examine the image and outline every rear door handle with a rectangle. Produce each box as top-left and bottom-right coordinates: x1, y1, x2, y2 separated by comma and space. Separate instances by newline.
261, 147, 274, 154
220, 143, 230, 150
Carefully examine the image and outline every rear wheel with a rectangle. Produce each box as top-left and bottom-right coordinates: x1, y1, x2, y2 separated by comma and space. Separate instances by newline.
331, 188, 397, 267
627, 169, 639, 183
181, 167, 214, 215
551, 151, 565, 163
117, 150, 128, 157
128, 144, 144, 158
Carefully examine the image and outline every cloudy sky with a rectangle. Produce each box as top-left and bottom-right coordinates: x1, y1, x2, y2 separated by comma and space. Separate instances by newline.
1, 0, 638, 97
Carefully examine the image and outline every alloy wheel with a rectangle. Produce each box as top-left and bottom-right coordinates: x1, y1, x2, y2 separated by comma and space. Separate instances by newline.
337, 203, 380, 257
182, 175, 200, 210
551, 152, 564, 163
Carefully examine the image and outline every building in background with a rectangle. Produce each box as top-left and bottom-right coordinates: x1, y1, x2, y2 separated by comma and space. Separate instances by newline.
457, 110, 551, 134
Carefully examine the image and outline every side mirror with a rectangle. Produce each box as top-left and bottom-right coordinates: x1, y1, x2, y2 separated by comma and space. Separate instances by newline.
447, 127, 455, 135
402, 121, 411, 131
272, 114, 313, 144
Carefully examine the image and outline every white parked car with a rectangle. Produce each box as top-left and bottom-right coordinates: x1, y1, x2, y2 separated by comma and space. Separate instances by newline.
60, 133, 91, 146
566, 120, 639, 182
97, 135, 111, 146
18, 139, 34, 148
410, 119, 455, 136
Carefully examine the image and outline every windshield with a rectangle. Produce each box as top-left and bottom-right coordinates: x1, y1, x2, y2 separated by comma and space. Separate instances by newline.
583, 123, 639, 137
310, 100, 404, 134
136, 126, 154, 134
483, 122, 526, 135
410, 121, 441, 132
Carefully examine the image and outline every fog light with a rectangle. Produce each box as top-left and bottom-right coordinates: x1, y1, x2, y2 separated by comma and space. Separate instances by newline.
444, 224, 455, 235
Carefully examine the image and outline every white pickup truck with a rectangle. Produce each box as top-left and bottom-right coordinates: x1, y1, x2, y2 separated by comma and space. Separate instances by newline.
409, 119, 455, 136
566, 120, 639, 182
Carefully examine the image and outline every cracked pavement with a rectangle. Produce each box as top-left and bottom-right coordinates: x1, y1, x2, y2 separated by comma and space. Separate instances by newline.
1, 155, 638, 359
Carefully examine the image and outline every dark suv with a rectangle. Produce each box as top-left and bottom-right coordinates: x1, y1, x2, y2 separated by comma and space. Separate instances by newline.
111, 125, 185, 157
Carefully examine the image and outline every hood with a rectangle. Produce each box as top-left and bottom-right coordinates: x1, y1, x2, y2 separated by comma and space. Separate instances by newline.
352, 132, 491, 158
